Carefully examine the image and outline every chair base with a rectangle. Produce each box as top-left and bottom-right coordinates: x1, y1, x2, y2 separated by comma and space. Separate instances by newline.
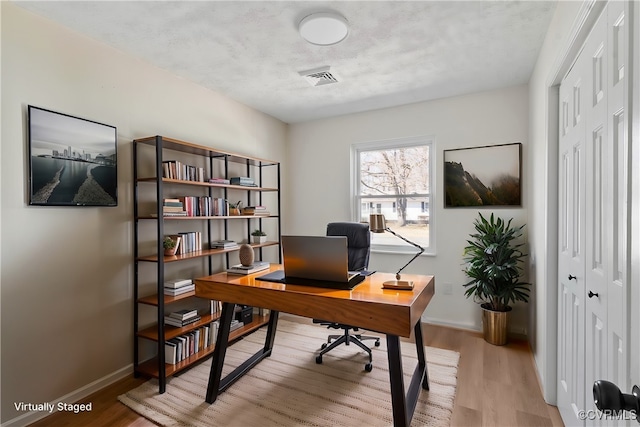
315, 325, 380, 371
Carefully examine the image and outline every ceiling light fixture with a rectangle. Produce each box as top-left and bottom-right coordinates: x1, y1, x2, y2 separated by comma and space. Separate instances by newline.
299, 12, 349, 46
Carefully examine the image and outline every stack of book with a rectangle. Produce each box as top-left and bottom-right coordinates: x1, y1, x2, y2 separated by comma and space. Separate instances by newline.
210, 240, 239, 250
164, 308, 200, 328
161, 198, 187, 216
230, 176, 256, 187
208, 177, 230, 185
164, 278, 194, 296
252, 206, 270, 216
227, 261, 270, 275
229, 319, 243, 332
165, 320, 219, 365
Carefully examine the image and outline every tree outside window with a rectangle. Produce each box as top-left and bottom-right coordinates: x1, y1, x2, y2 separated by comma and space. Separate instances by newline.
353, 137, 434, 251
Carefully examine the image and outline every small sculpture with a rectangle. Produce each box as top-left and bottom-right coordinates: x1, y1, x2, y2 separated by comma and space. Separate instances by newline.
238, 243, 254, 266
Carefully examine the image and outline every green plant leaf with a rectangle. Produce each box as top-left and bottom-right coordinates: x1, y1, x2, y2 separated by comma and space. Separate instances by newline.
461, 212, 530, 311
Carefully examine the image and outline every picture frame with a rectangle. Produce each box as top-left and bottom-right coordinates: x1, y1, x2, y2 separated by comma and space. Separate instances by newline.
444, 142, 521, 207
28, 105, 118, 206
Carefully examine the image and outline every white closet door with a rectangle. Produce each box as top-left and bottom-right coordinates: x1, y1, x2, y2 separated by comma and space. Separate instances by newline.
583, 11, 609, 426
557, 38, 587, 426
557, 2, 630, 426
603, 0, 627, 402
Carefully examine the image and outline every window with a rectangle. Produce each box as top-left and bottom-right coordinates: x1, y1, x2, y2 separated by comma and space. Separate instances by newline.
352, 136, 434, 253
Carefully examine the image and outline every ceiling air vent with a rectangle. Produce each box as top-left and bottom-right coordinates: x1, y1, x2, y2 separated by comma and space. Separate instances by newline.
299, 66, 339, 86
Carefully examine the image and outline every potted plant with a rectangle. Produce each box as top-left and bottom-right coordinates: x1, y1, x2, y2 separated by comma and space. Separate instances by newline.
251, 229, 267, 244
163, 236, 180, 256
228, 201, 242, 216
462, 213, 530, 345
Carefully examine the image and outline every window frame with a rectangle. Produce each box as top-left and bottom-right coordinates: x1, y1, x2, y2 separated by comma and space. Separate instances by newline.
351, 135, 436, 255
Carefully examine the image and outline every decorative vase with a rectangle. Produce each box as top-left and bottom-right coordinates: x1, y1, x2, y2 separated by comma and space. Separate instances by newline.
238, 243, 254, 266
481, 303, 511, 345
252, 235, 266, 244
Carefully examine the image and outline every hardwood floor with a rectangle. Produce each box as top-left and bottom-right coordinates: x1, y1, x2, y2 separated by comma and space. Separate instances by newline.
29, 317, 563, 427
423, 323, 563, 427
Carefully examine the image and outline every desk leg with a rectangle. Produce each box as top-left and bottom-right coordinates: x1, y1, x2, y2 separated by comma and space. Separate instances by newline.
263, 310, 279, 353
205, 306, 280, 404
386, 322, 429, 427
414, 320, 429, 391
205, 302, 234, 403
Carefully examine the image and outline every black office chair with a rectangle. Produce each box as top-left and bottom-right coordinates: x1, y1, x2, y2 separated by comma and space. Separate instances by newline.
314, 222, 380, 372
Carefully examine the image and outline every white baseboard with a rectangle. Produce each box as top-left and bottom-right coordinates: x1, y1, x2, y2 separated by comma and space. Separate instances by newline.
1, 365, 132, 427
422, 316, 479, 332
422, 316, 528, 340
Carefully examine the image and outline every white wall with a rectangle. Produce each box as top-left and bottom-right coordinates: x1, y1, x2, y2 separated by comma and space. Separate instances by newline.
287, 85, 530, 333
0, 3, 286, 424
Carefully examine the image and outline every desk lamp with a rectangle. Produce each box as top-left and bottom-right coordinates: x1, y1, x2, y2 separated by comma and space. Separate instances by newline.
369, 214, 424, 288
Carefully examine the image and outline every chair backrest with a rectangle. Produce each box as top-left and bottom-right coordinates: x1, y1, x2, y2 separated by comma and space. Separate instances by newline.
326, 222, 370, 271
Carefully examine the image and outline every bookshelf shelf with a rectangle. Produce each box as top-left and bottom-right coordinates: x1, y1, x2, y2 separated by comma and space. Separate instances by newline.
136, 241, 279, 263
136, 315, 269, 378
137, 177, 278, 192
133, 135, 281, 394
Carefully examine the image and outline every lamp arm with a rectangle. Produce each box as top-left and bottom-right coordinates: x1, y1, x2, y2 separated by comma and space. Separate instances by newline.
385, 227, 425, 279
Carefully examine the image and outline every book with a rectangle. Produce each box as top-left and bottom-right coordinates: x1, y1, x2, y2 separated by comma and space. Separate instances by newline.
227, 261, 270, 275
175, 336, 187, 360
164, 278, 193, 289
210, 240, 239, 249
229, 319, 243, 332
164, 284, 195, 296
150, 211, 188, 217
209, 178, 230, 185
165, 340, 179, 364
169, 309, 198, 320
210, 300, 221, 315
241, 206, 255, 215
162, 206, 185, 212
176, 231, 201, 254
230, 176, 254, 185
164, 315, 201, 328
251, 206, 271, 216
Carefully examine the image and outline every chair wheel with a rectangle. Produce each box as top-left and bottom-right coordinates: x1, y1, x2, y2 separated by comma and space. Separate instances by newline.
316, 355, 323, 364
321, 343, 327, 349
365, 363, 373, 372
374, 340, 380, 347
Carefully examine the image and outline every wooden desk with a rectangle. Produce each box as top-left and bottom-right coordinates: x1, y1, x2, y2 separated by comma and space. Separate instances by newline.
195, 265, 435, 427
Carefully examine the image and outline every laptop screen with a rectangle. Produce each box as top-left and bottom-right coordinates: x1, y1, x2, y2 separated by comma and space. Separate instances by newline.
256, 235, 364, 289
282, 235, 355, 282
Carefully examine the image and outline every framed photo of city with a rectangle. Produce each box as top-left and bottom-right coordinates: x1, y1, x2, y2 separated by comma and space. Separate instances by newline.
28, 106, 117, 206
444, 142, 521, 207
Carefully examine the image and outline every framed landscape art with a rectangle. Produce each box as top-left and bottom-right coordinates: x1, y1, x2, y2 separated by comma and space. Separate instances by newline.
28, 106, 118, 206
444, 142, 521, 207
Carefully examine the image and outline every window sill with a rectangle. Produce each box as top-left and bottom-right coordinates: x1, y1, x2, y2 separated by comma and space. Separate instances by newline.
370, 246, 435, 256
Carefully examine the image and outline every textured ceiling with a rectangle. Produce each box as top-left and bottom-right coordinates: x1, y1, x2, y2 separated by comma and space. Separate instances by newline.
14, 1, 557, 124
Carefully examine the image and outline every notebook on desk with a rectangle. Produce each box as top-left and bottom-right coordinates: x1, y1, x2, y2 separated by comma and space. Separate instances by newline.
256, 235, 366, 290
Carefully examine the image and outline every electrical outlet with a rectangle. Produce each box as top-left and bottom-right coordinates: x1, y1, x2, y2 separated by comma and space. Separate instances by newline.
442, 283, 453, 295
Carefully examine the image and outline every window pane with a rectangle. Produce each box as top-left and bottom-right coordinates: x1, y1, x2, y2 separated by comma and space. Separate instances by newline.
360, 196, 430, 247
354, 138, 433, 251
359, 146, 429, 196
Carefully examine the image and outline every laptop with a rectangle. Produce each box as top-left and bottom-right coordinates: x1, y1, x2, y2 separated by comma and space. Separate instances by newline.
256, 235, 366, 290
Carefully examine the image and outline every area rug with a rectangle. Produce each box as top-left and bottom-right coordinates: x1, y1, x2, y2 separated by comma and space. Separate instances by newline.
119, 319, 459, 427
